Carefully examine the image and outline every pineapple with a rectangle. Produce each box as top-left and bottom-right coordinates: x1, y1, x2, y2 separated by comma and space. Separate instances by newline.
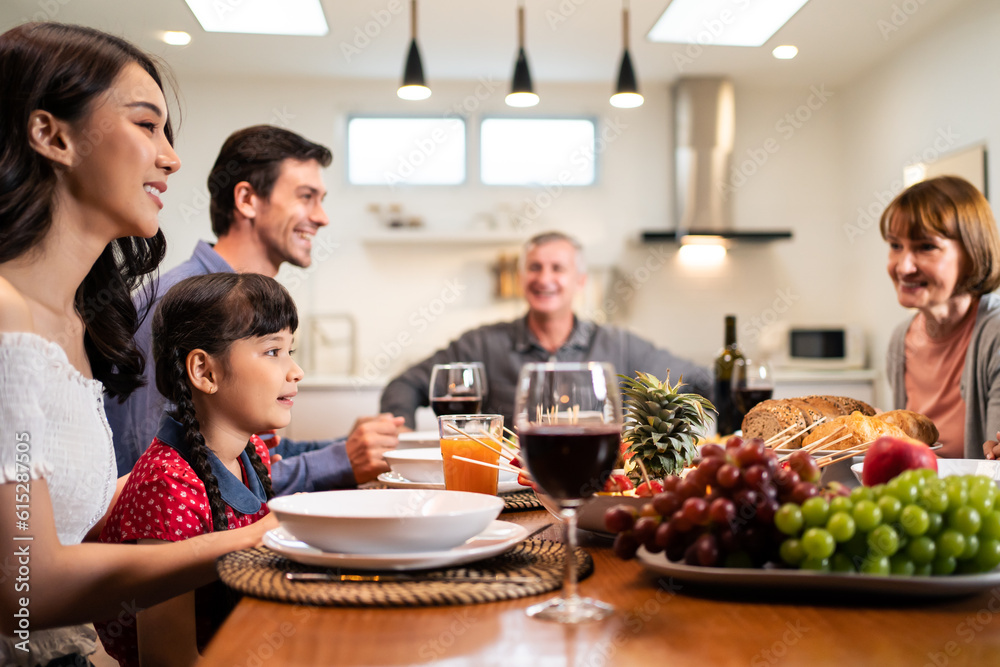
620, 371, 715, 481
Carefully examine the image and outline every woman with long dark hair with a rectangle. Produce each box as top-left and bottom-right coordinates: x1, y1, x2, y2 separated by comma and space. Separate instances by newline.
0, 23, 274, 666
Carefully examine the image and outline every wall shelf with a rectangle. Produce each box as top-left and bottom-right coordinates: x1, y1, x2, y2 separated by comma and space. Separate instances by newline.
360, 230, 526, 245
641, 229, 793, 243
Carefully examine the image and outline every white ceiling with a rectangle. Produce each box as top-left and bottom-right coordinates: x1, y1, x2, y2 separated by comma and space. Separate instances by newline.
0, 0, 976, 87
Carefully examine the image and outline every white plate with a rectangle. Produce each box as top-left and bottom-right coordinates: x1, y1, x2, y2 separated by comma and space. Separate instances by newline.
637, 547, 1000, 597
851, 459, 1000, 485
377, 471, 523, 495
264, 520, 529, 571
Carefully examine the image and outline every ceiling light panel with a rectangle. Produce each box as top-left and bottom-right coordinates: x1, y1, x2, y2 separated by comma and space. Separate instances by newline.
648, 0, 811, 48
184, 0, 328, 36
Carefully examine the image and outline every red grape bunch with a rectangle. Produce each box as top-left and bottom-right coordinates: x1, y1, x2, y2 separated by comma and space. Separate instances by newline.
606, 437, 827, 568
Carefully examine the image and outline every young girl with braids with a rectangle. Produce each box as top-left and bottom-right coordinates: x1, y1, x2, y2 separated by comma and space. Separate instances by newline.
98, 272, 303, 667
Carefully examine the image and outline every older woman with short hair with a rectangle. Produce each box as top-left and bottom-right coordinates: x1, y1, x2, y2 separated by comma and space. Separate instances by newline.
882, 175, 1000, 459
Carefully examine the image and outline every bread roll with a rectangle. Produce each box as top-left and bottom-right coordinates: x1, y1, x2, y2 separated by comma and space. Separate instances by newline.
740, 395, 877, 449
801, 412, 911, 451
878, 410, 939, 445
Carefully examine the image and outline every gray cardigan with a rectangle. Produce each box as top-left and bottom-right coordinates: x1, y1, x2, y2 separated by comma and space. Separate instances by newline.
886, 293, 1000, 458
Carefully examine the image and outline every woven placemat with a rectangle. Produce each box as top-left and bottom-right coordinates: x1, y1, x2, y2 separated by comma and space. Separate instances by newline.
500, 489, 542, 512
218, 539, 592, 607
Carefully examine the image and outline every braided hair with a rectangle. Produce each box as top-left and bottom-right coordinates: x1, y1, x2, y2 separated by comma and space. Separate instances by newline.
151, 273, 298, 531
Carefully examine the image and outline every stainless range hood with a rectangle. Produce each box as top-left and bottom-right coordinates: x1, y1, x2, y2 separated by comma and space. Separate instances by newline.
642, 77, 792, 244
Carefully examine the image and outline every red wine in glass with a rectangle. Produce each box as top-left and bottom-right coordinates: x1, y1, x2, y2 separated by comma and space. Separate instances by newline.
734, 388, 773, 415
431, 396, 483, 417
519, 425, 620, 502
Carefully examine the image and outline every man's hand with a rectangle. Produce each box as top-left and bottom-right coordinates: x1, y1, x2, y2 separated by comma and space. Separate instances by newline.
347, 413, 405, 484
984, 433, 1000, 460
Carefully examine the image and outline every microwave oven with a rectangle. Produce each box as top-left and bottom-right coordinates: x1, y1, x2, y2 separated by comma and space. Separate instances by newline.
758, 323, 867, 370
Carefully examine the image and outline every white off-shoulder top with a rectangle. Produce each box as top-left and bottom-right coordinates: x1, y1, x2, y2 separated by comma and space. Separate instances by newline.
0, 332, 117, 665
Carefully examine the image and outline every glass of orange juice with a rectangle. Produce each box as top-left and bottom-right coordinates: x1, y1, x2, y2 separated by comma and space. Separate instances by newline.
438, 414, 504, 495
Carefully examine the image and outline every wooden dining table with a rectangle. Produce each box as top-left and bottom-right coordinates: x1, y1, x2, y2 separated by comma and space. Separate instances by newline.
200, 509, 1000, 666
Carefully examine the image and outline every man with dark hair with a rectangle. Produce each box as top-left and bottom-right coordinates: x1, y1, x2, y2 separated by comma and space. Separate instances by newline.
107, 125, 401, 494
380, 230, 712, 429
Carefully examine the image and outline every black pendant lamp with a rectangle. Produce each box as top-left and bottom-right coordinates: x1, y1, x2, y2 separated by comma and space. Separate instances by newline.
505, 2, 538, 107
610, 1, 643, 108
398, 0, 430, 100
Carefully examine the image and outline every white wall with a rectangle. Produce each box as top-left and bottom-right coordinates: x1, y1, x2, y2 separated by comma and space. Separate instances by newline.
155, 0, 997, 408
838, 0, 1000, 405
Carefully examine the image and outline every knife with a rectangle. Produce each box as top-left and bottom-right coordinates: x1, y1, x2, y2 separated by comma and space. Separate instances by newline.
284, 572, 540, 583
284, 522, 555, 584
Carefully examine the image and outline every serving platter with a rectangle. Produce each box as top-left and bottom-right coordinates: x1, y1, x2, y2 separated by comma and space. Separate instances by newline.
637, 547, 1000, 597
377, 471, 523, 494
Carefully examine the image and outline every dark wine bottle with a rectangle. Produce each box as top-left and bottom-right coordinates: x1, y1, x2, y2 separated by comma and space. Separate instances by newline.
713, 315, 745, 436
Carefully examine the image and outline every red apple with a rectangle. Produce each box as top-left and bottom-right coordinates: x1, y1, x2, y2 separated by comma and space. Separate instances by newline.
861, 435, 938, 486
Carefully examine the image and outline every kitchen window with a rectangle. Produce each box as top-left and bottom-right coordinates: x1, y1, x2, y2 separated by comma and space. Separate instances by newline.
480, 117, 596, 186
347, 116, 466, 186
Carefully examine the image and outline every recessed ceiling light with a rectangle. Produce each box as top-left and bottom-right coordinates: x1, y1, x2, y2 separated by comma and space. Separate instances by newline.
184, 0, 328, 36
162, 31, 192, 46
648, 0, 811, 48
772, 45, 798, 59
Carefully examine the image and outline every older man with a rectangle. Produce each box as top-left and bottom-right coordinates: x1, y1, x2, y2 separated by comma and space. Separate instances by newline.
380, 231, 712, 429
106, 125, 400, 493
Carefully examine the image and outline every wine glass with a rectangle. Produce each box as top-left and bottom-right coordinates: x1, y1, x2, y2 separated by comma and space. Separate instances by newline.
429, 363, 485, 416
731, 358, 775, 420
514, 362, 621, 623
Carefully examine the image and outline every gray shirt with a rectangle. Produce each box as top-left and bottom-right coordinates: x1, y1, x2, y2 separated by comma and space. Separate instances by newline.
379, 316, 713, 429
886, 292, 1000, 458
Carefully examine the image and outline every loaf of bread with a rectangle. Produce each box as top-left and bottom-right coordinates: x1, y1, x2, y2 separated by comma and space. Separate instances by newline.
740, 395, 877, 449
800, 412, 913, 451
878, 409, 939, 445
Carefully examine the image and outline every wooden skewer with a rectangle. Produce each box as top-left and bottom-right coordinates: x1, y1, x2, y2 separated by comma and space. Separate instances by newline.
779, 432, 855, 462
472, 427, 520, 462
816, 445, 872, 469
451, 454, 526, 477
799, 430, 850, 454
503, 426, 519, 447
764, 422, 803, 446
799, 425, 847, 452
444, 422, 508, 459
771, 417, 828, 451
814, 440, 875, 467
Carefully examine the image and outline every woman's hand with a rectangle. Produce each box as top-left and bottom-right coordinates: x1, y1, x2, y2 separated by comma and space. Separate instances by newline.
983, 433, 1000, 460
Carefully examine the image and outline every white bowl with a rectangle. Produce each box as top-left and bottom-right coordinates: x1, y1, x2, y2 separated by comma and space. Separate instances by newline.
383, 447, 517, 485
267, 489, 504, 554
384, 448, 445, 483
397, 430, 441, 450
851, 459, 1000, 485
